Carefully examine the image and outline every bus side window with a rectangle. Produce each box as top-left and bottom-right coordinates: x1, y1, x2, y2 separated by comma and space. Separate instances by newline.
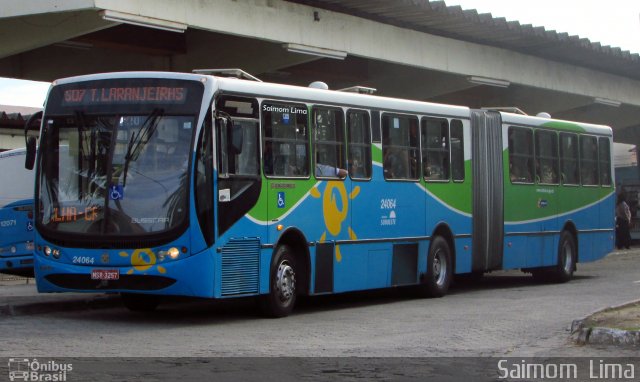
215, 96, 260, 178
262, 102, 309, 178
508, 127, 534, 183
381, 114, 419, 180
313, 107, 345, 179
560, 133, 579, 185
450, 119, 464, 182
534, 130, 559, 184
347, 110, 372, 180
421, 117, 450, 181
580, 135, 599, 186
598, 137, 612, 186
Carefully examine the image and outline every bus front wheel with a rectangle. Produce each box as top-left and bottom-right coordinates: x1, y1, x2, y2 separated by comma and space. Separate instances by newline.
260, 245, 297, 318
417, 236, 452, 298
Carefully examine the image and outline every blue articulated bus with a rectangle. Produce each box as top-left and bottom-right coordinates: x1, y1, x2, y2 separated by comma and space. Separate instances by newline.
0, 148, 35, 276
28, 71, 614, 315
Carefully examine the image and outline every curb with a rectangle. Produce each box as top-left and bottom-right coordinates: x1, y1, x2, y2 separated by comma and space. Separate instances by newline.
571, 300, 640, 347
0, 295, 121, 317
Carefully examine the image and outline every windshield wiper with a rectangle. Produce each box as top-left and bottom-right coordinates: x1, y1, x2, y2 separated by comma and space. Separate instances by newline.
122, 108, 164, 187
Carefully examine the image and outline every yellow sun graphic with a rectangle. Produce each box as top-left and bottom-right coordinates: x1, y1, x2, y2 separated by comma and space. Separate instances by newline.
120, 248, 166, 274
310, 181, 360, 262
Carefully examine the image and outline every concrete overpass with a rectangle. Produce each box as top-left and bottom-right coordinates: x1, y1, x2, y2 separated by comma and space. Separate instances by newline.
0, 0, 639, 144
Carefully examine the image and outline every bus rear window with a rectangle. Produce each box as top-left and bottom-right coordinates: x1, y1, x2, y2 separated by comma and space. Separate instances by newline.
347, 110, 372, 180
598, 137, 612, 186
580, 136, 599, 186
421, 117, 450, 182
382, 114, 419, 180
508, 127, 534, 183
560, 133, 579, 185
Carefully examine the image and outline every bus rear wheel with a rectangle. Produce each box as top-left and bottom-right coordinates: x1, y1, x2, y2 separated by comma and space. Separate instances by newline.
549, 231, 576, 283
260, 245, 297, 318
531, 231, 576, 283
121, 293, 160, 312
417, 236, 452, 298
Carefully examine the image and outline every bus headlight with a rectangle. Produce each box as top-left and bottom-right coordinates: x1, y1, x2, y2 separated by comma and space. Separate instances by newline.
158, 247, 180, 261
44, 246, 52, 257
167, 247, 180, 259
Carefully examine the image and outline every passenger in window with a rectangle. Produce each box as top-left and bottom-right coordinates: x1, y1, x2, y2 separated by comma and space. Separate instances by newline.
315, 162, 347, 178
509, 160, 517, 182
536, 161, 555, 183
409, 121, 419, 177
348, 156, 364, 178
581, 166, 595, 185
383, 142, 402, 178
510, 157, 530, 182
423, 157, 431, 178
263, 140, 274, 175
315, 152, 347, 178
523, 159, 533, 182
546, 163, 557, 183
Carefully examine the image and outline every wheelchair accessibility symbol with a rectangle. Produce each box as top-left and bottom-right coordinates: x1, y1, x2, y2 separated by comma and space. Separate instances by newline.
109, 185, 124, 200
26, 221, 33, 232
277, 192, 285, 209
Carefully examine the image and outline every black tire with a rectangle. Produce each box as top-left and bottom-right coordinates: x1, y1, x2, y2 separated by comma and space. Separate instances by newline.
121, 293, 160, 312
260, 245, 297, 318
528, 231, 576, 283
548, 231, 576, 283
417, 236, 452, 297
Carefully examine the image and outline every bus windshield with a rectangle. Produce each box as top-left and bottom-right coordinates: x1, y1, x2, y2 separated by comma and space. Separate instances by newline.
37, 78, 204, 241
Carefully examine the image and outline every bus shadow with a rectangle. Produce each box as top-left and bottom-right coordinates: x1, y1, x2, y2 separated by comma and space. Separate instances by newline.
49, 273, 598, 324
451, 273, 596, 293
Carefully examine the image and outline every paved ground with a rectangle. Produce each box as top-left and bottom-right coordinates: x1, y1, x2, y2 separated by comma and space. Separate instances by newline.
1, 248, 638, 360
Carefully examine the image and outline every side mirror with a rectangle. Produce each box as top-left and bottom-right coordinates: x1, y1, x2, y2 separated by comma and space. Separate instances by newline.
25, 136, 37, 170
229, 120, 243, 155
24, 111, 42, 170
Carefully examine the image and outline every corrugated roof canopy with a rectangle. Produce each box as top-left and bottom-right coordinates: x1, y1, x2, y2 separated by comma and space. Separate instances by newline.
288, 0, 640, 80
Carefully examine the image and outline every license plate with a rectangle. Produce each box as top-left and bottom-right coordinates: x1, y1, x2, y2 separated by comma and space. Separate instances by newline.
91, 269, 119, 280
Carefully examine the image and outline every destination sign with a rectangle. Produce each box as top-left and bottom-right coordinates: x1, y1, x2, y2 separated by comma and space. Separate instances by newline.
61, 86, 188, 106
51, 206, 98, 223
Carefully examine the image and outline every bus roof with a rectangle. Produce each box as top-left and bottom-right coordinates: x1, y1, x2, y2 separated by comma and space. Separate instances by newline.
51, 71, 612, 135
499, 112, 612, 136
53, 71, 470, 119
0, 147, 26, 159
214, 76, 471, 119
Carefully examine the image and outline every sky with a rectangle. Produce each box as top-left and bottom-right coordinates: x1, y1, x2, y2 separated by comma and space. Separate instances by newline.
0, 0, 639, 108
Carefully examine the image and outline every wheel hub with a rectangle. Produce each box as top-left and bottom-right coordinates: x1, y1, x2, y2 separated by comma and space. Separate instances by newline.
276, 261, 296, 302
433, 251, 447, 286
563, 242, 573, 273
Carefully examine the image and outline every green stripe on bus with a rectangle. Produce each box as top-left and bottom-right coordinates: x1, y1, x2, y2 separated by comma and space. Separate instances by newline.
541, 121, 586, 133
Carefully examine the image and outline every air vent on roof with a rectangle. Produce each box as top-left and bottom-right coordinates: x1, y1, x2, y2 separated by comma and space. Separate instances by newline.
338, 86, 377, 95
308, 81, 329, 90
481, 107, 527, 115
192, 68, 262, 82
